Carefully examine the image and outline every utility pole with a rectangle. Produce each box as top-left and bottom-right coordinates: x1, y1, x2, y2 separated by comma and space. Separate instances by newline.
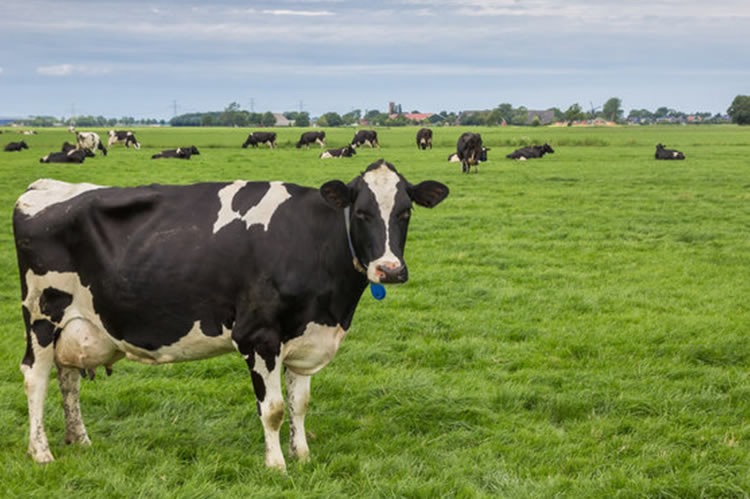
250, 98, 255, 113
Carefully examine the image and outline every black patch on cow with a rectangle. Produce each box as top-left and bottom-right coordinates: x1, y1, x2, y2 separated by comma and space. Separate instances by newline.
251, 371, 266, 407
31, 319, 56, 348
39, 287, 73, 323
21, 306, 34, 367
231, 182, 271, 216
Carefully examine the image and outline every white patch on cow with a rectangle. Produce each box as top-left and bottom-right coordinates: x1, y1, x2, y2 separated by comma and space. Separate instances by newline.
448, 153, 459, 162
362, 164, 401, 282
519, 156, 527, 161
120, 322, 234, 364
315, 138, 325, 148
252, 352, 286, 470
16, 179, 104, 217
76, 132, 102, 153
282, 322, 347, 375
319, 151, 333, 159
212, 181, 291, 234
673, 151, 679, 158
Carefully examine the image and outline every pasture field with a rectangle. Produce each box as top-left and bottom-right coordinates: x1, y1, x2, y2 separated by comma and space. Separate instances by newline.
0, 125, 748, 498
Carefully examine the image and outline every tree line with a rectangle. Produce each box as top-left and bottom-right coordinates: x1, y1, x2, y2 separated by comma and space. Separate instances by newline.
11, 95, 750, 127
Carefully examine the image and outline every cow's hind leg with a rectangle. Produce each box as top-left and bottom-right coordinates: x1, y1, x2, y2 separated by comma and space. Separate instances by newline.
57, 366, 91, 446
21, 311, 56, 463
285, 369, 311, 462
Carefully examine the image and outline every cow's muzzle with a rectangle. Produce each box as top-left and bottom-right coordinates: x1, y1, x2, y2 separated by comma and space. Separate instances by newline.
375, 262, 408, 284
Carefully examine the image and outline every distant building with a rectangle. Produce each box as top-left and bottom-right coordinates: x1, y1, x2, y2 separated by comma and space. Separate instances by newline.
273, 113, 294, 127
526, 110, 555, 125
388, 112, 434, 122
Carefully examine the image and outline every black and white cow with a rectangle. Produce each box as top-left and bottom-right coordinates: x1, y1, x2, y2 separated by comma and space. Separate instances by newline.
655, 143, 685, 160
296, 131, 326, 149
456, 132, 489, 173
107, 130, 141, 150
242, 132, 277, 149
351, 130, 380, 149
151, 146, 199, 159
5, 141, 29, 152
61, 142, 95, 158
39, 149, 90, 164
76, 132, 107, 156
506, 143, 554, 160
416, 128, 432, 150
13, 160, 448, 470
319, 145, 357, 159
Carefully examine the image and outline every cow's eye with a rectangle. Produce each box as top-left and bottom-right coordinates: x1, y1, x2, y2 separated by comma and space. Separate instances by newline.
398, 209, 411, 220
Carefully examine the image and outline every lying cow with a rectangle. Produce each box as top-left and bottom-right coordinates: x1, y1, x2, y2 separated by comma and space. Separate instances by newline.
107, 130, 141, 149
13, 159, 449, 470
506, 143, 554, 160
5, 141, 29, 152
456, 132, 489, 173
416, 128, 432, 150
319, 145, 356, 159
242, 132, 277, 149
39, 149, 90, 164
351, 130, 380, 149
61, 141, 95, 158
296, 131, 326, 149
151, 146, 199, 159
76, 132, 107, 156
655, 143, 685, 160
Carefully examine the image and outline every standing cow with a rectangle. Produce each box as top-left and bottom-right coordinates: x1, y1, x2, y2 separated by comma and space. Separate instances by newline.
76, 132, 107, 156
416, 128, 432, 150
456, 132, 489, 173
242, 132, 277, 149
13, 159, 449, 471
296, 131, 326, 149
107, 130, 141, 149
351, 130, 380, 149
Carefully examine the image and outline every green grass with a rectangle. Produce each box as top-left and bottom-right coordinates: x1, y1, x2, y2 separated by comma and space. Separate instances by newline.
1, 125, 749, 498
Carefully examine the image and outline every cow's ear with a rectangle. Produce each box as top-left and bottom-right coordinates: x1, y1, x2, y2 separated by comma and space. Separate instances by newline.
408, 180, 449, 208
320, 180, 351, 209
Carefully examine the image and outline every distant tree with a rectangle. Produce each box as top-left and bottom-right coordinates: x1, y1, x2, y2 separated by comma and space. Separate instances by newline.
602, 97, 623, 122
283, 111, 299, 121
564, 103, 584, 125
318, 112, 343, 127
459, 112, 483, 126
342, 109, 361, 125
728, 95, 750, 125
495, 103, 515, 124
531, 115, 541, 127
510, 106, 528, 126
294, 112, 310, 127
550, 107, 564, 122
261, 111, 276, 127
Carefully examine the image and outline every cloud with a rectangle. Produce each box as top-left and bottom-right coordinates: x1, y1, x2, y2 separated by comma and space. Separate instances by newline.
36, 64, 112, 76
262, 9, 335, 16
0, 66, 3, 74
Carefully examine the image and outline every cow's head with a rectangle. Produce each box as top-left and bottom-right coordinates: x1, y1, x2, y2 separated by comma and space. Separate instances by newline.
542, 143, 554, 154
20, 141, 29, 150
344, 145, 357, 157
479, 146, 490, 162
320, 159, 449, 284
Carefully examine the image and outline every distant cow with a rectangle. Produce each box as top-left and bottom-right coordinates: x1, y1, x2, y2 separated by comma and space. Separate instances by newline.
62, 142, 95, 158
5, 141, 29, 152
456, 132, 489, 173
151, 146, 199, 159
351, 130, 380, 149
242, 132, 277, 149
319, 145, 357, 159
108, 130, 141, 149
506, 143, 554, 160
40, 149, 90, 164
76, 132, 107, 156
18, 130, 37, 135
296, 131, 326, 149
416, 128, 432, 150
655, 143, 685, 160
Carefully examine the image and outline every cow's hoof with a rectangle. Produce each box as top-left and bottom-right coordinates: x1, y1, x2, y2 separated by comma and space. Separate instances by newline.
29, 448, 54, 464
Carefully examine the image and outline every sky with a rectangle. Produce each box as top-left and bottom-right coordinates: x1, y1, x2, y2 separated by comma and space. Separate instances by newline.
1, 0, 749, 120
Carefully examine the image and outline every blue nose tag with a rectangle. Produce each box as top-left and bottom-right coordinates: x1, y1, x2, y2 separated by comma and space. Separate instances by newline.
370, 283, 386, 300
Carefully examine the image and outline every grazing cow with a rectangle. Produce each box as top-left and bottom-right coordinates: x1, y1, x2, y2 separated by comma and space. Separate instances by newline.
506, 143, 555, 161
655, 143, 685, 160
76, 132, 107, 156
151, 146, 199, 159
351, 130, 380, 149
416, 128, 433, 150
296, 131, 326, 149
13, 159, 449, 470
319, 145, 357, 159
242, 132, 277, 149
18, 130, 38, 135
5, 141, 29, 152
107, 130, 141, 149
39, 149, 90, 164
456, 132, 489, 173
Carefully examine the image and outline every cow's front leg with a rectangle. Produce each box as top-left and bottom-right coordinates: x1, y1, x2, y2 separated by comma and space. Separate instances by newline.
285, 369, 311, 461
236, 332, 286, 471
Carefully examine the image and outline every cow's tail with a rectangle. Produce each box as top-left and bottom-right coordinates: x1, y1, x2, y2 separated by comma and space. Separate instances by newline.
98, 142, 107, 156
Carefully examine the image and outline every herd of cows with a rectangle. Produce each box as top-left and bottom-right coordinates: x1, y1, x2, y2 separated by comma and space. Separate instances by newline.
3, 127, 687, 171
5, 125, 686, 470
